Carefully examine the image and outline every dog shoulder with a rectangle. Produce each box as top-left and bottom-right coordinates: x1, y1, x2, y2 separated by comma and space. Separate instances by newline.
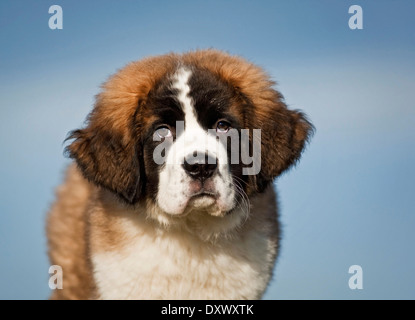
47, 163, 95, 299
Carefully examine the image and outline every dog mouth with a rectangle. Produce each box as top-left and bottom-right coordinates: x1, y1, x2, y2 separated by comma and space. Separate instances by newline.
190, 190, 217, 199
188, 191, 217, 208
168, 191, 218, 218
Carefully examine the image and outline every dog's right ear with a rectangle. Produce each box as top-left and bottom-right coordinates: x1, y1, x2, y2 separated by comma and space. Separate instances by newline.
65, 100, 143, 204
64, 54, 179, 204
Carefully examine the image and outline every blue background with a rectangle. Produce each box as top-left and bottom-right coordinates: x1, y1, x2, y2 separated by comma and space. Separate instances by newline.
1, 0, 414, 299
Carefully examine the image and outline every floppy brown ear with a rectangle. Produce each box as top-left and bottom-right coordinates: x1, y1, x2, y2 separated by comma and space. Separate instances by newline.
65, 100, 143, 204
183, 49, 313, 193
63, 54, 179, 204
253, 92, 314, 192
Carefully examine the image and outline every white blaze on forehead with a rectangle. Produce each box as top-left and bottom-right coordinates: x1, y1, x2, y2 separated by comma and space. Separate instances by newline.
156, 66, 236, 216
171, 67, 200, 131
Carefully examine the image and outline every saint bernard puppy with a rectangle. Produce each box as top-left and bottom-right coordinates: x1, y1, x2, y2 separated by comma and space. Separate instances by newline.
47, 49, 313, 300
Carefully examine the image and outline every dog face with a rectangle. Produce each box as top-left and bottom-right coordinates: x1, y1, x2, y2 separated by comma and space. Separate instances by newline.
143, 67, 243, 217
66, 50, 313, 233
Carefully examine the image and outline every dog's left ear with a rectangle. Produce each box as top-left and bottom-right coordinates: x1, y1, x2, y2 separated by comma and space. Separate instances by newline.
65, 97, 144, 204
252, 91, 314, 192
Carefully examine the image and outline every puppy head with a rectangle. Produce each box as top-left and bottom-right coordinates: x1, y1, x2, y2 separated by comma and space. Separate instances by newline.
66, 50, 313, 235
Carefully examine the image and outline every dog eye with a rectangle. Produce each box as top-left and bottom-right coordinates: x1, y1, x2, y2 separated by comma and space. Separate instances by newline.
155, 126, 172, 139
216, 121, 231, 133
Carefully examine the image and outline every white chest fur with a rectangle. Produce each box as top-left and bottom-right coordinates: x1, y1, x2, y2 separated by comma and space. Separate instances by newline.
91, 213, 276, 300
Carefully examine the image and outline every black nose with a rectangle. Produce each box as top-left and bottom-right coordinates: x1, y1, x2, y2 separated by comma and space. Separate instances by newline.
182, 154, 218, 181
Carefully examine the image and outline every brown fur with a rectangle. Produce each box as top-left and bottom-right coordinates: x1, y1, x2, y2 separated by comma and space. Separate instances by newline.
47, 164, 94, 299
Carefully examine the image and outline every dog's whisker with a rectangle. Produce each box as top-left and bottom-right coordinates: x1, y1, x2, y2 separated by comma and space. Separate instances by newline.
231, 175, 251, 221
